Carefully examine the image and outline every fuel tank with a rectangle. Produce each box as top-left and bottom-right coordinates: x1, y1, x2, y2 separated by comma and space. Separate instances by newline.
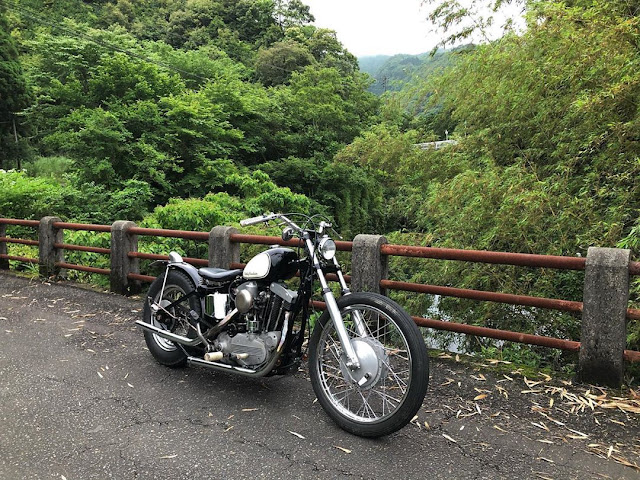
243, 247, 298, 283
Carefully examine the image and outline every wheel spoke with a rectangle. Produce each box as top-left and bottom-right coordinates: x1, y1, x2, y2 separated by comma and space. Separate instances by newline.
315, 302, 415, 425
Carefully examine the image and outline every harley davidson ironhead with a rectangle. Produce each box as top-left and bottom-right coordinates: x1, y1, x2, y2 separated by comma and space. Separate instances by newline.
136, 213, 429, 437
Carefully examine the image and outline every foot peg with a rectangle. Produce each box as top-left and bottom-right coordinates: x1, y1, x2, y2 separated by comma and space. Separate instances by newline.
204, 351, 224, 362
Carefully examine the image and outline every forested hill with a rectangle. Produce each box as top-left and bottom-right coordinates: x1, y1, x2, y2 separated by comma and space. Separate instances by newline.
359, 50, 456, 95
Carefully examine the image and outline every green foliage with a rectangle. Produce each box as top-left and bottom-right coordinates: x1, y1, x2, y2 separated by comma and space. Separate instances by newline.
0, 170, 65, 219
255, 39, 315, 86
0, 6, 31, 168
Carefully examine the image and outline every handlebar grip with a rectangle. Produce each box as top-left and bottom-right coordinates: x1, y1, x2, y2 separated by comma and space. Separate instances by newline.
240, 215, 269, 227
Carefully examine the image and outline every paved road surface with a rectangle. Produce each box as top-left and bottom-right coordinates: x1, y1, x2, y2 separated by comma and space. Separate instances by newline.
0, 272, 638, 479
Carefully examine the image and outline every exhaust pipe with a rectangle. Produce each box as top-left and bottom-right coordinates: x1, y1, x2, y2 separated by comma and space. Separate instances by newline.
135, 308, 238, 347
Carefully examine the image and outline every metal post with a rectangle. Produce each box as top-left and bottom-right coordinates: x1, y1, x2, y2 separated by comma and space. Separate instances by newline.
209, 226, 240, 269
577, 247, 631, 387
39, 216, 63, 278
110, 221, 140, 295
351, 234, 388, 294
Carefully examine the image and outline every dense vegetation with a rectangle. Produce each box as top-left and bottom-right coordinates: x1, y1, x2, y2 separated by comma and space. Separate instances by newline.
1, 0, 638, 368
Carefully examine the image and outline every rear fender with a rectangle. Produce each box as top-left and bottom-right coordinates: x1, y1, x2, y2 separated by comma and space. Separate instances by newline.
169, 261, 202, 289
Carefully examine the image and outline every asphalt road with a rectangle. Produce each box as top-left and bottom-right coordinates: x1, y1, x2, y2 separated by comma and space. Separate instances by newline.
0, 271, 638, 479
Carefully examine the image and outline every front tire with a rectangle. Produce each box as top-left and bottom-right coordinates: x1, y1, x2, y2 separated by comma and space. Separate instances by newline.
142, 270, 201, 367
309, 292, 429, 437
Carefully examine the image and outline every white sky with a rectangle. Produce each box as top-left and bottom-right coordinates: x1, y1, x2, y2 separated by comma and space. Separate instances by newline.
303, 0, 525, 58
304, 0, 434, 57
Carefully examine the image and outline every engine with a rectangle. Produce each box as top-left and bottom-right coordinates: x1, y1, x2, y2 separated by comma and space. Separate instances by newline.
211, 280, 295, 367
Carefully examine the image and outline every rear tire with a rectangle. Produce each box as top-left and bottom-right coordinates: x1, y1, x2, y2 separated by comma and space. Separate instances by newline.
142, 270, 201, 368
309, 292, 429, 437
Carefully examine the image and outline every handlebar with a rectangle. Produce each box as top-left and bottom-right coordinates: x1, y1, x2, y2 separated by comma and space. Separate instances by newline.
239, 213, 276, 227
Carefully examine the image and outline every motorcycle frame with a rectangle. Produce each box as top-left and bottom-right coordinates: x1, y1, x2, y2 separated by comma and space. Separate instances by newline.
148, 217, 367, 373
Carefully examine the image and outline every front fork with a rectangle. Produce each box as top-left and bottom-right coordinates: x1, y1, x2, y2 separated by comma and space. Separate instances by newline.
306, 238, 366, 371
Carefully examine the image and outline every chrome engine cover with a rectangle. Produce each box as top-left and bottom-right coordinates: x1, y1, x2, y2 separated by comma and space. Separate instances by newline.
215, 331, 281, 367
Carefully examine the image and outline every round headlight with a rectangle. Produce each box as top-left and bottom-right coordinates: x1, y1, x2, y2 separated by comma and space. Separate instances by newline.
319, 237, 336, 260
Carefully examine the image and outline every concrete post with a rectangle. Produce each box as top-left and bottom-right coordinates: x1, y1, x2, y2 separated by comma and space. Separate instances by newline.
39, 216, 63, 278
351, 234, 388, 294
577, 247, 630, 387
209, 226, 240, 269
110, 221, 140, 295
0, 224, 8, 270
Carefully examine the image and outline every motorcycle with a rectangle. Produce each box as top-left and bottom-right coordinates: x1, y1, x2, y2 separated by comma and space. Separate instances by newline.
135, 213, 429, 437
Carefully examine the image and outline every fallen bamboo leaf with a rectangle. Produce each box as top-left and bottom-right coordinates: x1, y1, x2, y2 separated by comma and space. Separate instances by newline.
474, 394, 488, 401
610, 419, 625, 426
537, 439, 554, 444
455, 354, 460, 362
224, 426, 234, 432
611, 455, 640, 471
242, 408, 258, 412
531, 422, 549, 432
159, 454, 177, 459
442, 434, 457, 443
127, 383, 134, 388
537, 457, 554, 464
334, 446, 351, 454
493, 425, 507, 433
289, 431, 305, 439
566, 428, 588, 438
424, 421, 430, 430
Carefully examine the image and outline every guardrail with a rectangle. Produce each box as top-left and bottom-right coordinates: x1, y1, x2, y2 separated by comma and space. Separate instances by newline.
1, 216, 639, 387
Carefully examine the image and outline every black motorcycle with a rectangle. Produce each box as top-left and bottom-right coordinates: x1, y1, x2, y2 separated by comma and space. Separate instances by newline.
136, 213, 429, 437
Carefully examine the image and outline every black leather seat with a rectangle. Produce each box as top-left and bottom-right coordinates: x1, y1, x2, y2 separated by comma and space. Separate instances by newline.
198, 268, 243, 282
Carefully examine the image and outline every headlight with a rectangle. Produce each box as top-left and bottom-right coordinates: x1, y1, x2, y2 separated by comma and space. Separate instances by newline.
318, 236, 336, 260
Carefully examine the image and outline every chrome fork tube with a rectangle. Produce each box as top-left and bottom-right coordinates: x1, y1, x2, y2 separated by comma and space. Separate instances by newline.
307, 238, 360, 370
332, 257, 368, 338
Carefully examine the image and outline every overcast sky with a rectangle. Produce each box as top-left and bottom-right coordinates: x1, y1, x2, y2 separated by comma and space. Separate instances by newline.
304, 0, 434, 57
303, 0, 524, 58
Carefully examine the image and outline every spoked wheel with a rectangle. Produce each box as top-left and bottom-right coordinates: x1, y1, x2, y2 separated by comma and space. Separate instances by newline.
309, 292, 429, 437
142, 270, 201, 367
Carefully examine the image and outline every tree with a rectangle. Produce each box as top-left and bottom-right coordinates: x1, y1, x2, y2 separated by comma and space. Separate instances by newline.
254, 39, 315, 86
0, 6, 31, 168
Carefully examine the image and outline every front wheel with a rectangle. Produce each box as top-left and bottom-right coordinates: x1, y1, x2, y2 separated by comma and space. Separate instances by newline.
309, 292, 429, 437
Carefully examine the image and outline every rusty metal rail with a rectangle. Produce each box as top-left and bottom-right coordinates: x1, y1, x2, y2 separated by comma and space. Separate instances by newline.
52, 222, 111, 233
0, 254, 38, 264
230, 234, 353, 252
0, 237, 39, 246
55, 262, 110, 276
54, 243, 110, 255
381, 244, 587, 270
129, 227, 209, 241
0, 218, 40, 227
128, 251, 208, 267
381, 279, 584, 313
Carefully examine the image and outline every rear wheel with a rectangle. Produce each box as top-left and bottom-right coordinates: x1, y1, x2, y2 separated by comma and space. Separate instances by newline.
309, 292, 429, 437
142, 270, 201, 367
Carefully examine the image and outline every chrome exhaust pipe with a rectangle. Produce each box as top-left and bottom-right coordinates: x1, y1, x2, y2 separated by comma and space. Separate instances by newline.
135, 308, 238, 347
